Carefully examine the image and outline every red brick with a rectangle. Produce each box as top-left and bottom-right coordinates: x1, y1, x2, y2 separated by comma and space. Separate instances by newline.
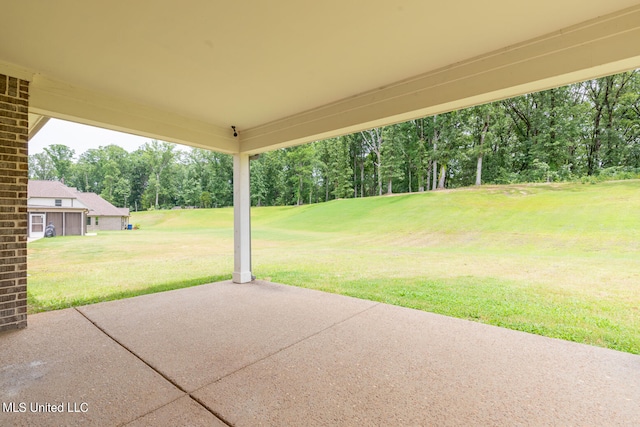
0, 257, 26, 265
0, 73, 28, 330
0, 242, 25, 250
0, 315, 27, 329
0, 285, 25, 295
0, 307, 16, 317
0, 271, 25, 280
0, 293, 15, 303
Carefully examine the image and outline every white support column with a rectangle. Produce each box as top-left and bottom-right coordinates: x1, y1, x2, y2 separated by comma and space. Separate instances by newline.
233, 153, 253, 283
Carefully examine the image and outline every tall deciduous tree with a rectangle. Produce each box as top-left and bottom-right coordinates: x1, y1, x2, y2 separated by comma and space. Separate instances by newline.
29, 152, 56, 180
409, 118, 429, 191
347, 133, 367, 198
464, 103, 496, 186
583, 71, 637, 174
43, 144, 75, 182
381, 125, 406, 194
143, 140, 175, 209
430, 115, 440, 190
361, 128, 384, 196
285, 144, 316, 205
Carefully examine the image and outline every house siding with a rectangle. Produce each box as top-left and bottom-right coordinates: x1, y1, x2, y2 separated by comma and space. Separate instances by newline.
87, 216, 126, 232
30, 197, 83, 208
0, 73, 28, 332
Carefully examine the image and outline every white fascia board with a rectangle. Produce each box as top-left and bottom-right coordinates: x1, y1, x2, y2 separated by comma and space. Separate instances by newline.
27, 205, 87, 212
28, 114, 49, 140
29, 76, 239, 154
240, 5, 640, 154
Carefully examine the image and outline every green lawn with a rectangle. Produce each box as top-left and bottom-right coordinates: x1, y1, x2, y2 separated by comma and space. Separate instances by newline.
27, 180, 640, 353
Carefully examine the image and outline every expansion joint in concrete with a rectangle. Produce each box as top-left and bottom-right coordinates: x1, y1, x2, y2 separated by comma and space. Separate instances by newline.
195, 301, 382, 391
73, 308, 233, 426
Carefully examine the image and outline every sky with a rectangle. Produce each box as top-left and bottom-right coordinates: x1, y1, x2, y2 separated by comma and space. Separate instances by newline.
29, 118, 169, 159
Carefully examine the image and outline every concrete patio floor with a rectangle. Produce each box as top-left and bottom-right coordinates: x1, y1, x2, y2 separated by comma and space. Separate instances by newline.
1, 280, 638, 426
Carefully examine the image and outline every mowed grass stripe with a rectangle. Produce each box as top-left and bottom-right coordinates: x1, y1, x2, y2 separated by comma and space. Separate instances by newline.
27, 180, 640, 353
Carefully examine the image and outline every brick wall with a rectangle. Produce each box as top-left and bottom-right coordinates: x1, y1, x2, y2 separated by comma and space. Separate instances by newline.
0, 73, 29, 332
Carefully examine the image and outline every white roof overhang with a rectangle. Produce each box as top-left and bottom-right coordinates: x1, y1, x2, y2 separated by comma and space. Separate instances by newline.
2, 1, 640, 154
27, 206, 87, 212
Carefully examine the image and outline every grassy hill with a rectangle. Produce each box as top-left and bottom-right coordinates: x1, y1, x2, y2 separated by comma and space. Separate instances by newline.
27, 180, 640, 353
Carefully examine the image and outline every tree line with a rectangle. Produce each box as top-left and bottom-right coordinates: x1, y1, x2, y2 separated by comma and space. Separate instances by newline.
29, 71, 640, 210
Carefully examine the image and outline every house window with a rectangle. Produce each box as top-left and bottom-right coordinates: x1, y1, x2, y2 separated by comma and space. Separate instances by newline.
55, 199, 62, 207
86, 217, 91, 226
95, 217, 99, 226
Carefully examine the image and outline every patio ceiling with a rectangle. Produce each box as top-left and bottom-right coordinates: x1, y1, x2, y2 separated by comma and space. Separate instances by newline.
2, 1, 640, 154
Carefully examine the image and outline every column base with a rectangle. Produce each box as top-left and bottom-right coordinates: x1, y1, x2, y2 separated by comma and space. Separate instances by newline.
232, 271, 254, 284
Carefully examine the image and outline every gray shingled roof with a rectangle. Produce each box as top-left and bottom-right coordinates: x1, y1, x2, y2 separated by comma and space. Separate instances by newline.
28, 180, 78, 199
28, 180, 130, 217
72, 191, 129, 217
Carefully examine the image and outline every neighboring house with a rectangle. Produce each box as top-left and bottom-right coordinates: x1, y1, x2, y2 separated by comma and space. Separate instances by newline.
27, 180, 88, 238
74, 191, 130, 232
27, 181, 130, 238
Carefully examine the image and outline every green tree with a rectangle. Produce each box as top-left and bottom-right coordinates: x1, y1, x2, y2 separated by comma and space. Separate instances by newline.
113, 177, 132, 208
325, 138, 353, 199
361, 128, 384, 196
429, 115, 441, 190
28, 152, 56, 180
285, 144, 316, 205
262, 150, 287, 205
502, 87, 581, 181
127, 149, 150, 211
616, 72, 640, 167
347, 133, 367, 198
466, 104, 494, 186
429, 112, 464, 189
100, 159, 122, 203
143, 140, 175, 209
72, 148, 102, 193
381, 126, 406, 194
583, 71, 638, 174
200, 191, 212, 208
212, 153, 233, 208
250, 158, 267, 206
43, 144, 75, 182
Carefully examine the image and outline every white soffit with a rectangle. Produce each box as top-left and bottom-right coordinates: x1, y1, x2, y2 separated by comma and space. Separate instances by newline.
1, 1, 640, 153
27, 114, 49, 141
